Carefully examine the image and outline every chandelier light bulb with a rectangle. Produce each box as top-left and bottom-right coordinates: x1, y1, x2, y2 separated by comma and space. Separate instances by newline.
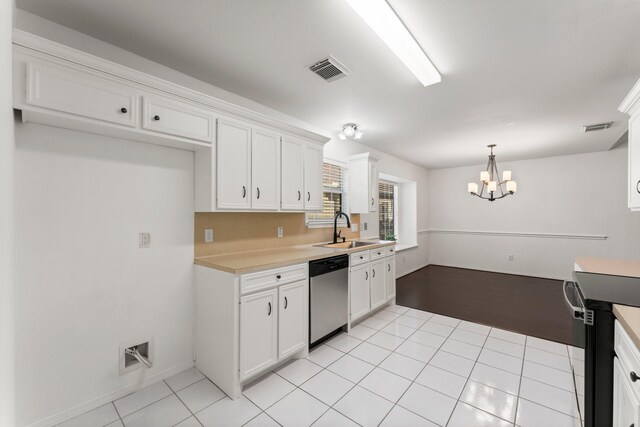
507, 181, 517, 193
480, 171, 490, 182
488, 181, 497, 192
503, 170, 512, 181
468, 182, 478, 194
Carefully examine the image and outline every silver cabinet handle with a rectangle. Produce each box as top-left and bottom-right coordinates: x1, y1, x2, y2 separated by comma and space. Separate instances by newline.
242, 186, 246, 198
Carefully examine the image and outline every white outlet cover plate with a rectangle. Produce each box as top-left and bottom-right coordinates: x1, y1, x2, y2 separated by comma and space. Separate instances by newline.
139, 233, 150, 248
205, 229, 214, 243
277, 227, 283, 238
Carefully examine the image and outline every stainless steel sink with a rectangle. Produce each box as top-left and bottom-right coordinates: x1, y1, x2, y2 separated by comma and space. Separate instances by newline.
314, 241, 379, 249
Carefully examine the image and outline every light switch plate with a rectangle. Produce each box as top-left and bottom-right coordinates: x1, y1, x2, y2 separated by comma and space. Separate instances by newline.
277, 226, 283, 238
205, 229, 214, 243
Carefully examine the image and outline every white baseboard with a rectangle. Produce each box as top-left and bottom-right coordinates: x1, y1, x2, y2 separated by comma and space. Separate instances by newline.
396, 262, 430, 279
28, 360, 195, 427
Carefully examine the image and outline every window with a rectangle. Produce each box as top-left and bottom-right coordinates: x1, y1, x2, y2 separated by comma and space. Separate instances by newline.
306, 161, 347, 227
379, 181, 398, 240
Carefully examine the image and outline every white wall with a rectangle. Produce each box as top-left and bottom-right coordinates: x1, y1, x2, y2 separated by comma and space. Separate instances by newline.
0, 0, 16, 425
428, 147, 640, 279
324, 139, 430, 277
14, 124, 195, 427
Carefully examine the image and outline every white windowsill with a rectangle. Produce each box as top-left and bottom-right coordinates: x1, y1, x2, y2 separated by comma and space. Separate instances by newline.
395, 243, 418, 252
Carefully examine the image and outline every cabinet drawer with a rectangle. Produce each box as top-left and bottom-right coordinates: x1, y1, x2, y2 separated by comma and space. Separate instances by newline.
350, 250, 370, 266
370, 248, 386, 260
142, 94, 214, 142
615, 320, 640, 395
240, 263, 307, 295
386, 246, 396, 257
26, 62, 137, 127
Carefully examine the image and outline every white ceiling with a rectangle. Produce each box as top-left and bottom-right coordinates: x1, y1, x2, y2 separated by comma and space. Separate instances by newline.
16, 0, 640, 168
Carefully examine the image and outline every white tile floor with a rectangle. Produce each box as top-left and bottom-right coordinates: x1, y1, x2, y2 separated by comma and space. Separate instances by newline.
57, 305, 585, 427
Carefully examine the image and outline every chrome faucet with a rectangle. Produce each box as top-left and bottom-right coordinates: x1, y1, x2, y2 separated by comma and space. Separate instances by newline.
333, 211, 351, 244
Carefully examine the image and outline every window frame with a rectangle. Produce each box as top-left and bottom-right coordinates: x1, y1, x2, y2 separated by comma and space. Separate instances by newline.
305, 158, 350, 228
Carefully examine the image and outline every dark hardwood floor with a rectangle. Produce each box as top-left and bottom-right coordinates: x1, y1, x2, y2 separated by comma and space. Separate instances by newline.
396, 265, 577, 346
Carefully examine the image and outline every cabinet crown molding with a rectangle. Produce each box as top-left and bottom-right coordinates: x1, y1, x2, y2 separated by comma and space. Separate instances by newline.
619, 77, 640, 116
12, 29, 330, 144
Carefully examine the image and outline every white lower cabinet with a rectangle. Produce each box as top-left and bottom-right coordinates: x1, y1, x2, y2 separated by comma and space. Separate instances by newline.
195, 263, 308, 399
370, 259, 386, 311
613, 357, 640, 427
278, 280, 307, 359
385, 255, 396, 300
350, 263, 370, 321
349, 246, 396, 322
240, 289, 278, 380
613, 320, 640, 426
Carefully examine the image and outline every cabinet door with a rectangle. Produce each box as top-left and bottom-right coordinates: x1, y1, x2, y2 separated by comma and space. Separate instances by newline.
613, 357, 640, 427
385, 256, 396, 300
629, 114, 640, 210
370, 259, 386, 310
240, 289, 278, 380
26, 61, 137, 127
369, 162, 379, 212
251, 128, 279, 210
142, 94, 214, 142
304, 144, 324, 211
281, 138, 305, 210
217, 118, 251, 209
350, 264, 370, 321
278, 280, 307, 359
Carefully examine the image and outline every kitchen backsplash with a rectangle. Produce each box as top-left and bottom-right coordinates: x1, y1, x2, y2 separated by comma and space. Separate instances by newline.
195, 212, 361, 257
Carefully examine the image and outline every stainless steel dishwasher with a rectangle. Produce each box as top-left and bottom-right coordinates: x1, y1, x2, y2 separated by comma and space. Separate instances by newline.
309, 254, 349, 347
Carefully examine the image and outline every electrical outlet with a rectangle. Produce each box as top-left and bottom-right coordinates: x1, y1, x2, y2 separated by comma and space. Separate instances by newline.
351, 223, 358, 232
277, 226, 283, 238
508, 255, 514, 261
205, 229, 214, 243
139, 233, 150, 248
361, 222, 368, 231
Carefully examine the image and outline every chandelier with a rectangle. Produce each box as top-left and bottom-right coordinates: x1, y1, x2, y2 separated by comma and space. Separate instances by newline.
338, 123, 363, 140
467, 144, 517, 202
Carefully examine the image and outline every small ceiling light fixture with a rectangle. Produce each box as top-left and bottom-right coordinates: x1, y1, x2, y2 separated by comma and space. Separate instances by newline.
467, 145, 517, 202
338, 123, 363, 140
345, 0, 441, 87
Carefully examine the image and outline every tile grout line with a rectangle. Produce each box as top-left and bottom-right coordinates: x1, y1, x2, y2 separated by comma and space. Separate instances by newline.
167, 378, 207, 427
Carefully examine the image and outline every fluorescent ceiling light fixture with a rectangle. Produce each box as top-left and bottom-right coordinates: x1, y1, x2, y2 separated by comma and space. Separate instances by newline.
345, 0, 441, 87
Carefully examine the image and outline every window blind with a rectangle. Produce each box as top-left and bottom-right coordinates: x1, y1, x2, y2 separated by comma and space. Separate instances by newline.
379, 181, 396, 239
307, 162, 345, 223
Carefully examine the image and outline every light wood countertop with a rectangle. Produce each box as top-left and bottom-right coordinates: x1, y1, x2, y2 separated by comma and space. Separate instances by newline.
614, 304, 640, 350
194, 241, 395, 274
575, 257, 640, 279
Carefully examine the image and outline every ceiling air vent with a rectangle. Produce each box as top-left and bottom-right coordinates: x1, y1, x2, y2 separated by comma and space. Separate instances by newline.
581, 122, 613, 133
309, 55, 351, 83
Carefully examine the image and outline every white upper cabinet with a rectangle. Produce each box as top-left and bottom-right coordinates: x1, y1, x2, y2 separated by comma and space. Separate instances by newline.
142, 94, 214, 142
280, 137, 324, 212
251, 128, 279, 210
304, 143, 324, 211
349, 153, 381, 213
217, 118, 252, 210
26, 61, 137, 128
619, 78, 640, 211
281, 138, 305, 211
